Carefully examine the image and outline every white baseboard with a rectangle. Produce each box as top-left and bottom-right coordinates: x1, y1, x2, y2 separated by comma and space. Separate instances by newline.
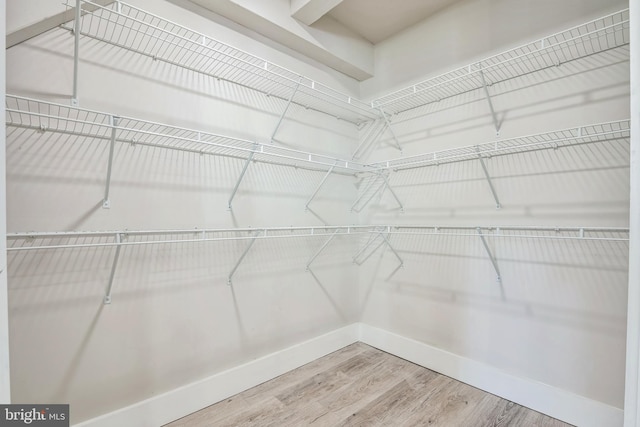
75, 323, 623, 427
74, 324, 360, 427
359, 324, 624, 427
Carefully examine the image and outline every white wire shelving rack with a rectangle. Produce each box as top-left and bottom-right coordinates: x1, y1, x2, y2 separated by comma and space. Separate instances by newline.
370, 9, 630, 122
5, 95, 371, 209
63, 0, 378, 126
7, 225, 628, 303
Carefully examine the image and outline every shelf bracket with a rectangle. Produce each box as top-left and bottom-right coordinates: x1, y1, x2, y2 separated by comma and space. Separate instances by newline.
476, 228, 505, 299
352, 119, 385, 160
103, 115, 119, 209
479, 69, 500, 135
305, 162, 337, 211
271, 77, 302, 143
71, 0, 81, 106
378, 230, 404, 268
350, 174, 386, 213
104, 233, 122, 304
228, 230, 262, 286
353, 234, 385, 265
228, 143, 259, 210
378, 107, 403, 153
476, 147, 501, 209
379, 172, 404, 212
305, 229, 340, 271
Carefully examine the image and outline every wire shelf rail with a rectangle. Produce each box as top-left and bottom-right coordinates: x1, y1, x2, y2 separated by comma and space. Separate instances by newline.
5, 95, 368, 175
368, 120, 630, 171
371, 9, 630, 115
65, 0, 378, 125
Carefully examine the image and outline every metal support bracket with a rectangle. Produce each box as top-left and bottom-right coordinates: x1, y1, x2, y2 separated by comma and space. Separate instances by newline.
353, 229, 404, 268
378, 107, 403, 153
305, 229, 340, 271
228, 230, 262, 286
71, 0, 81, 106
103, 115, 119, 209
476, 228, 505, 299
228, 143, 259, 210
379, 172, 404, 212
271, 77, 302, 143
350, 174, 384, 213
479, 69, 500, 135
305, 162, 336, 211
104, 233, 122, 304
378, 230, 404, 268
352, 119, 385, 160
476, 147, 501, 209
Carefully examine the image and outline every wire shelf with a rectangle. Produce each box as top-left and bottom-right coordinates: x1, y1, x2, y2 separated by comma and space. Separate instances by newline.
369, 120, 630, 171
371, 9, 630, 115
5, 95, 368, 175
65, 0, 378, 125
7, 224, 629, 251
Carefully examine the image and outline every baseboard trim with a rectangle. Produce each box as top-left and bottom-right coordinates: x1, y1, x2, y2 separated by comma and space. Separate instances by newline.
359, 324, 623, 427
74, 324, 360, 427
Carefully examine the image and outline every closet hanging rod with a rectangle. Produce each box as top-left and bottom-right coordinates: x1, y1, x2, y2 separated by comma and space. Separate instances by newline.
5, 95, 369, 174
369, 119, 630, 171
371, 9, 629, 114
65, 0, 378, 124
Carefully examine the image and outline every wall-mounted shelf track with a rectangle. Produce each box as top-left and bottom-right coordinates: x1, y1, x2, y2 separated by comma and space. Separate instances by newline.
370, 9, 629, 117
64, 0, 379, 125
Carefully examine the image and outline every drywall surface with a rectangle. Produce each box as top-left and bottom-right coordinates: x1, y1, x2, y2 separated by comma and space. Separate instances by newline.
5, 0, 360, 423
356, 0, 630, 409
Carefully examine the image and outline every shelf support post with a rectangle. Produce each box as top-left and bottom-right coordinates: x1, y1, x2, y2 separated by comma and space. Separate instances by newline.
479, 69, 500, 135
305, 162, 337, 211
103, 115, 119, 209
228, 143, 258, 210
228, 230, 262, 286
271, 77, 302, 143
378, 107, 403, 153
104, 233, 122, 304
305, 229, 340, 271
476, 228, 505, 300
476, 147, 501, 209
72, 0, 81, 106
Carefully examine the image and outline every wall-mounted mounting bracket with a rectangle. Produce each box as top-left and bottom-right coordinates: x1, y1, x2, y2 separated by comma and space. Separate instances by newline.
305, 162, 337, 211
104, 232, 122, 304
476, 147, 501, 209
352, 233, 385, 265
228, 143, 259, 210
102, 115, 119, 209
378, 229, 404, 268
305, 229, 340, 271
479, 69, 500, 136
476, 228, 505, 300
228, 230, 262, 286
351, 171, 403, 213
379, 172, 404, 212
351, 118, 385, 160
271, 77, 302, 143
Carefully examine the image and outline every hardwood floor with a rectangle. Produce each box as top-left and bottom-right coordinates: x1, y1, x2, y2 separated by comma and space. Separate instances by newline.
165, 343, 573, 427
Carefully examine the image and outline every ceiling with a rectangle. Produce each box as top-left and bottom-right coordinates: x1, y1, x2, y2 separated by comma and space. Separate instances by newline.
328, 0, 462, 44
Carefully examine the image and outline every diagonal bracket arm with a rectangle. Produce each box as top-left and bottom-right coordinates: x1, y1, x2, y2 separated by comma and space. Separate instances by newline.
104, 232, 122, 304
476, 147, 501, 209
228, 143, 259, 210
476, 228, 506, 300
305, 162, 337, 211
378, 107, 403, 153
103, 115, 119, 209
305, 229, 340, 271
271, 77, 302, 143
228, 230, 262, 286
479, 69, 500, 136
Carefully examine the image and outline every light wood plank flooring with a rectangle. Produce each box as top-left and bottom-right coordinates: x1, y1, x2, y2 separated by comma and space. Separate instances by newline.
165, 343, 573, 427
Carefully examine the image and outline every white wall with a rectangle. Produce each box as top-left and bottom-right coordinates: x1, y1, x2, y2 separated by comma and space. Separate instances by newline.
357, 0, 629, 410
5, 0, 361, 423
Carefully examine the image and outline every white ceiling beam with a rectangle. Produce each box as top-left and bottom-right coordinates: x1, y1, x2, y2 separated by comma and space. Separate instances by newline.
290, 0, 344, 25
